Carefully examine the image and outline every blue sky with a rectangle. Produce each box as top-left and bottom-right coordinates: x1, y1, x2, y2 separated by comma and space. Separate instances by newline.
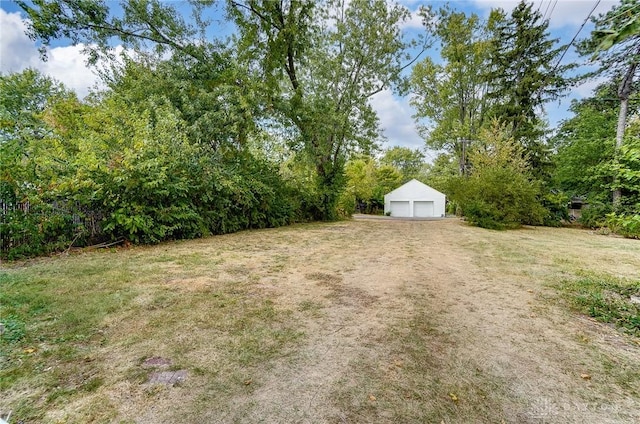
0, 0, 619, 156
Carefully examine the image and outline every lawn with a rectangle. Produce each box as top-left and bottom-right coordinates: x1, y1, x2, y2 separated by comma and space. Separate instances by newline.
1, 219, 639, 423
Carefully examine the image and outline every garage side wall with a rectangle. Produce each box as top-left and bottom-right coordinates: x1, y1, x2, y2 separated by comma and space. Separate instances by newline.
383, 180, 446, 218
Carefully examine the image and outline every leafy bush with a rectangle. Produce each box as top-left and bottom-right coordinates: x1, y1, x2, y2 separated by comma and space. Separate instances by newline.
447, 121, 547, 229
541, 190, 569, 226
449, 167, 546, 230
578, 202, 613, 229
0, 203, 82, 260
606, 212, 640, 239
1, 90, 309, 258
96, 143, 302, 244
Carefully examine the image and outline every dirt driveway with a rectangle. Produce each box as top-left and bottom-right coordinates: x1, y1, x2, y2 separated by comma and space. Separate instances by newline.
2, 218, 639, 423
188, 218, 640, 423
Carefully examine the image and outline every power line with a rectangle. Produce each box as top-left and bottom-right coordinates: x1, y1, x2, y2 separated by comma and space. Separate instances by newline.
545, 0, 559, 22
552, 0, 602, 72
542, 0, 553, 21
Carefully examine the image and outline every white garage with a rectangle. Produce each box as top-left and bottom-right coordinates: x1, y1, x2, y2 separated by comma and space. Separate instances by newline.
384, 179, 446, 218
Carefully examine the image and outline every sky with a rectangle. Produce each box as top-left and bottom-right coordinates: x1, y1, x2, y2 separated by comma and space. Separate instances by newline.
0, 0, 619, 156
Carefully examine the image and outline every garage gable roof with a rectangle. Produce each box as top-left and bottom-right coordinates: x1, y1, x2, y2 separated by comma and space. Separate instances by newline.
384, 179, 445, 199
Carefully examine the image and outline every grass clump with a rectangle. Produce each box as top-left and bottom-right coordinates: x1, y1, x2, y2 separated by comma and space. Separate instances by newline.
555, 275, 640, 335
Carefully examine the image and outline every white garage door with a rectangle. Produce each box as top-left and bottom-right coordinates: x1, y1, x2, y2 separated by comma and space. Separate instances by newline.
413, 201, 434, 217
389, 201, 410, 217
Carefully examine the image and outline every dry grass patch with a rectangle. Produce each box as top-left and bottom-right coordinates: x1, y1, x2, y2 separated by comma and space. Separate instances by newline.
1, 220, 639, 423
330, 305, 511, 423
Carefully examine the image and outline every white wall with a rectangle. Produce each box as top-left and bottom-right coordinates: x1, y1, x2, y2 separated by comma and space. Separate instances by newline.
383, 179, 446, 217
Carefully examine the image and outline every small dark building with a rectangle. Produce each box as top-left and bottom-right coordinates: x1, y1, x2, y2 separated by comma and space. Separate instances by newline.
568, 197, 586, 221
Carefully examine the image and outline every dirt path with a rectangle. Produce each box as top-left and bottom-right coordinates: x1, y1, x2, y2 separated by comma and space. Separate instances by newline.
197, 219, 640, 423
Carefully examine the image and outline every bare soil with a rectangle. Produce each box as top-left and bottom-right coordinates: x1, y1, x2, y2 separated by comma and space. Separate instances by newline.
3, 218, 640, 423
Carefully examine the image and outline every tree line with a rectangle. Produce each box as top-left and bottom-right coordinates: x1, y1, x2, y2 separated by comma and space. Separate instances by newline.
1, 0, 639, 258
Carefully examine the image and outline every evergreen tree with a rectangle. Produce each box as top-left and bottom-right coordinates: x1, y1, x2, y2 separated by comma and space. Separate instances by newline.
485, 1, 574, 175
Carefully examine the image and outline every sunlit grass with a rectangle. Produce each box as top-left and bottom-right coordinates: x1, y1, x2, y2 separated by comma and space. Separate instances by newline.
0, 244, 305, 422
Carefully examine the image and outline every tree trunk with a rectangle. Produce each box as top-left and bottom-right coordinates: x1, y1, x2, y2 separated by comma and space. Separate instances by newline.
613, 98, 628, 206
613, 59, 638, 208
315, 156, 344, 221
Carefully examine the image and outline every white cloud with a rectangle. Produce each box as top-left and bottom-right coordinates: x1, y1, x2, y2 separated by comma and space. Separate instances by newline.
400, 9, 426, 30
42, 45, 105, 97
0, 9, 40, 71
370, 88, 424, 149
0, 9, 103, 99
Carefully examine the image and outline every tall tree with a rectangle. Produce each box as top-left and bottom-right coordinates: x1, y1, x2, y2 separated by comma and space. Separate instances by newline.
0, 69, 75, 203
17, 0, 256, 152
17, 0, 216, 63
380, 146, 425, 182
552, 83, 627, 202
578, 0, 640, 207
485, 1, 574, 174
103, 54, 258, 152
19, 0, 422, 220
229, 0, 418, 219
410, 7, 488, 164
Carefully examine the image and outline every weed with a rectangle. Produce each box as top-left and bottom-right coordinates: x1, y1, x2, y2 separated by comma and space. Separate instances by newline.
553, 275, 640, 335
0, 315, 26, 343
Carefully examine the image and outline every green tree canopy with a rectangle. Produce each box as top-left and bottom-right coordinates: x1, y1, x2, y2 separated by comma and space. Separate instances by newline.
229, 0, 419, 219
485, 1, 573, 139
380, 146, 425, 182
0, 69, 76, 203
578, 0, 640, 207
485, 1, 574, 175
552, 83, 625, 201
410, 6, 488, 154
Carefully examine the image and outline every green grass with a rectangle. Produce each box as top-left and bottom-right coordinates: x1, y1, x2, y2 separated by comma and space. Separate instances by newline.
553, 274, 640, 336
0, 247, 306, 423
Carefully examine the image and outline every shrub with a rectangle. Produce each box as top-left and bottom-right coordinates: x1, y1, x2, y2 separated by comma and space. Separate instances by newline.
578, 202, 613, 229
447, 121, 546, 230
0, 203, 81, 260
2, 95, 309, 258
606, 212, 640, 239
541, 190, 569, 226
449, 167, 546, 230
